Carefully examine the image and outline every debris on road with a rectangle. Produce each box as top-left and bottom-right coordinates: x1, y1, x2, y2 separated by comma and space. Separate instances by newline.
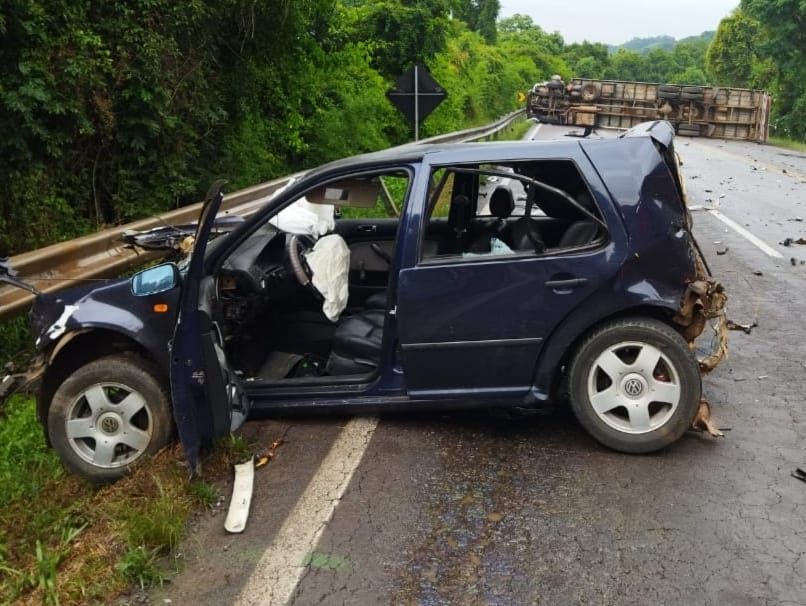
727, 319, 758, 334
224, 458, 255, 534
793, 468, 806, 484
780, 237, 806, 246
255, 437, 285, 469
691, 399, 724, 437
716, 247, 729, 255
753, 270, 763, 276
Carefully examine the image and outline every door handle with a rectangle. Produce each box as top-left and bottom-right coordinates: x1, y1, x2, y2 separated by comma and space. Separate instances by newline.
357, 224, 377, 233
545, 277, 588, 289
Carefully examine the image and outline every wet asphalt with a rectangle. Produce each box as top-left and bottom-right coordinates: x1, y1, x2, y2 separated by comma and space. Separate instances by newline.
151, 128, 806, 606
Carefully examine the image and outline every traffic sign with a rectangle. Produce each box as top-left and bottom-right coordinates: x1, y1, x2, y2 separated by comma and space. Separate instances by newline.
387, 64, 447, 141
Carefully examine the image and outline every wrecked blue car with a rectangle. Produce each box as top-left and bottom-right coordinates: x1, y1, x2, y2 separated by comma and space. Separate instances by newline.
2, 121, 727, 482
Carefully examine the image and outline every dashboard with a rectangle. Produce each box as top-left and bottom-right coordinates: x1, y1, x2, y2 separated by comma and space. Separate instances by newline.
218, 225, 297, 322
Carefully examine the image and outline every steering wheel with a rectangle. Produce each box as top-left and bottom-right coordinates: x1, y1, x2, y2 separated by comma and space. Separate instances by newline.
285, 234, 318, 289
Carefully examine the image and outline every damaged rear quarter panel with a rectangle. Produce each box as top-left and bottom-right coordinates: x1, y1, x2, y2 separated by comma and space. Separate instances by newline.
580, 136, 728, 371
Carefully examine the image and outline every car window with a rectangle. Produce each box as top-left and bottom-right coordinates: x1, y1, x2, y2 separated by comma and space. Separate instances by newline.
420, 160, 606, 262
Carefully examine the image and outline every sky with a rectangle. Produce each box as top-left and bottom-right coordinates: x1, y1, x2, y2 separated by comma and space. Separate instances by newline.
499, 0, 739, 45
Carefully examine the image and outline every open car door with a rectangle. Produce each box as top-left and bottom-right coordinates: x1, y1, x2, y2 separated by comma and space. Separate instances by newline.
170, 181, 250, 474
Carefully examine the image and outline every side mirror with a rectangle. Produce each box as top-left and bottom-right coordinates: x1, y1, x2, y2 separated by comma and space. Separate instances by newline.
131, 263, 180, 296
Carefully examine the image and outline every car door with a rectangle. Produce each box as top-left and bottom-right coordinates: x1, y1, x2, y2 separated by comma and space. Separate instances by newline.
334, 218, 399, 305
170, 181, 250, 473
395, 159, 624, 397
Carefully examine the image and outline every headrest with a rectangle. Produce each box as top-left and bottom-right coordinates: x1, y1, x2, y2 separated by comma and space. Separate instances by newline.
489, 187, 514, 219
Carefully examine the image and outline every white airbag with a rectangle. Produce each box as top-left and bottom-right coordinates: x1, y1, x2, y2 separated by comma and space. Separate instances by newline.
269, 197, 334, 238
305, 234, 351, 322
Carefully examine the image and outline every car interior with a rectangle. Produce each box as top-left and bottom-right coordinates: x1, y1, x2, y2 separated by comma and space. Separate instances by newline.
214, 160, 606, 386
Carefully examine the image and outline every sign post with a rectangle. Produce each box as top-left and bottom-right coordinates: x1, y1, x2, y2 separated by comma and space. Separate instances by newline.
387, 64, 446, 141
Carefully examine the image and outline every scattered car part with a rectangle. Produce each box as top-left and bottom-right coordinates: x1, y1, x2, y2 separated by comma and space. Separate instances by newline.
225, 457, 255, 533
121, 215, 245, 252
0, 258, 40, 295
691, 399, 724, 437
727, 319, 758, 334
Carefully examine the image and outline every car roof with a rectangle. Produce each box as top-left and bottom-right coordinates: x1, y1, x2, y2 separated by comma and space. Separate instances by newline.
304, 139, 587, 179
302, 120, 673, 182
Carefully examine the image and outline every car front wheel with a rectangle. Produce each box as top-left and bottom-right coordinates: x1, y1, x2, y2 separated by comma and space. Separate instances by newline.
47, 354, 173, 483
568, 317, 701, 453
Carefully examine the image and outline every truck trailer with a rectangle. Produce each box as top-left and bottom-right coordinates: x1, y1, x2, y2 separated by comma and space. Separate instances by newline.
527, 77, 771, 142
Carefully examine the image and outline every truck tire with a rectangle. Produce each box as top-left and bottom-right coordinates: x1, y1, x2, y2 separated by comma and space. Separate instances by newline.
657, 85, 681, 100
580, 82, 601, 102
681, 88, 704, 101
568, 317, 701, 454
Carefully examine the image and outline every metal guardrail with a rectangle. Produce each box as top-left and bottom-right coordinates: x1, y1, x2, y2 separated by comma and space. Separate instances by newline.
0, 109, 525, 320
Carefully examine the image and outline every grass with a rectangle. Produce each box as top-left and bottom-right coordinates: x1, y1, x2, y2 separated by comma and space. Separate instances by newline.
498, 116, 534, 142
0, 395, 255, 605
769, 136, 806, 154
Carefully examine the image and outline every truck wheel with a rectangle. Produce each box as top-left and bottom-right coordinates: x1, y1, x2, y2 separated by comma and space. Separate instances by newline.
580, 82, 601, 102
681, 90, 704, 102
48, 354, 173, 483
568, 318, 701, 454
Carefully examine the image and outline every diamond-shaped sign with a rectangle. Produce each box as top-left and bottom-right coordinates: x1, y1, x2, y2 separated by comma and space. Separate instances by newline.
387, 64, 447, 135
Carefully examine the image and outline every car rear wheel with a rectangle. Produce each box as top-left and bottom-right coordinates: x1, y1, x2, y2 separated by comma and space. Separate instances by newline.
568, 318, 700, 453
48, 354, 173, 483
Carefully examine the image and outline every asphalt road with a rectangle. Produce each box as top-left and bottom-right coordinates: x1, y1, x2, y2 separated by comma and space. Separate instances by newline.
150, 126, 806, 606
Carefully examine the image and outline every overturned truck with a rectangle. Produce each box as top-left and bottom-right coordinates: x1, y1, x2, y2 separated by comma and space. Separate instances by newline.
527, 77, 772, 142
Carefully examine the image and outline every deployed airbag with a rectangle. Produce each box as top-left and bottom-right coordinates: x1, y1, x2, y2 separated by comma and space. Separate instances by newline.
269, 197, 335, 238
305, 234, 350, 322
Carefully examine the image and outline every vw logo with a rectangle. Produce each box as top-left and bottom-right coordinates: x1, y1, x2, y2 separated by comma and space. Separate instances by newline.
624, 378, 644, 397
100, 417, 119, 434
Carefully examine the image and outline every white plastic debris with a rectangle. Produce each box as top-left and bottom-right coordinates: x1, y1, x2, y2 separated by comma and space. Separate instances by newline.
225, 458, 255, 534
269, 197, 334, 238
305, 234, 351, 322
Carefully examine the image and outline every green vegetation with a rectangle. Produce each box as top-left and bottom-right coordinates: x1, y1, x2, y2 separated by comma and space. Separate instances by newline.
768, 137, 806, 154
0, 395, 259, 604
0, 0, 533, 257
712, 1, 806, 141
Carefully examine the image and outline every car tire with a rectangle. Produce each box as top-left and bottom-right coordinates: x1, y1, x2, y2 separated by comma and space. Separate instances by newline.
48, 354, 173, 483
568, 317, 701, 454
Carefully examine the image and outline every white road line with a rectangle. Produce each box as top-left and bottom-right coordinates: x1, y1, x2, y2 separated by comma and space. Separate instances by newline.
707, 209, 784, 259
527, 122, 543, 140
235, 417, 379, 606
